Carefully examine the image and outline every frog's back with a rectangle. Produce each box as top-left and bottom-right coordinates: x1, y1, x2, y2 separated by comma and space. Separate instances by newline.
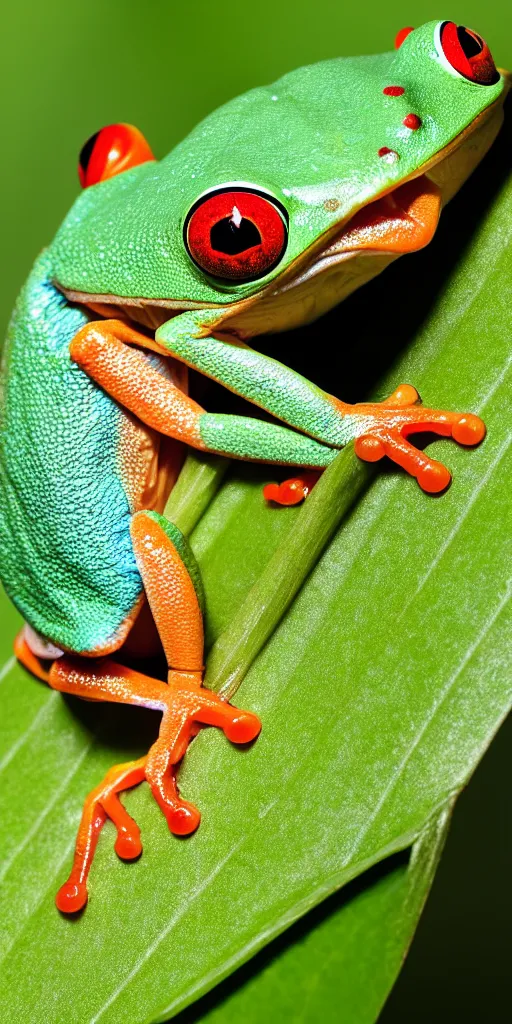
0, 252, 144, 654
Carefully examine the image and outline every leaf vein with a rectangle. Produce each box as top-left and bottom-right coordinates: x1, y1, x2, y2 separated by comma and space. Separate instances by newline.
0, 691, 59, 775
341, 582, 511, 866
0, 734, 96, 883
397, 431, 511, 622
89, 838, 245, 1024
0, 655, 16, 686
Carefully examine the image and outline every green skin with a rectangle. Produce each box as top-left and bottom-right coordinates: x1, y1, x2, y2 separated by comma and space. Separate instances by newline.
0, 21, 506, 654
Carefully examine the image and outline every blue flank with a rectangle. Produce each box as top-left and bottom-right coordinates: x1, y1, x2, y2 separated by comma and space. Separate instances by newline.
0, 252, 143, 653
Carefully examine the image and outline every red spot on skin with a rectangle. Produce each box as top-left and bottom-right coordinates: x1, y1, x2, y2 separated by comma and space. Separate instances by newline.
403, 113, 422, 130
378, 147, 400, 163
383, 86, 405, 96
395, 26, 414, 48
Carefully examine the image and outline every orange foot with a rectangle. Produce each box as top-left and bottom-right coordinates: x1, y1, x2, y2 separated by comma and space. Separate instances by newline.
263, 471, 321, 506
348, 384, 485, 493
55, 757, 146, 914
54, 665, 261, 914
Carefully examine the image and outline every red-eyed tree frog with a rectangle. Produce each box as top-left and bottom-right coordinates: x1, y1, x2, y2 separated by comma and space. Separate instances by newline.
0, 21, 508, 913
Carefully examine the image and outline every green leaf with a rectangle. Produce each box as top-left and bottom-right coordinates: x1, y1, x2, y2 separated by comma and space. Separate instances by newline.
173, 802, 453, 1024
0, 121, 510, 1024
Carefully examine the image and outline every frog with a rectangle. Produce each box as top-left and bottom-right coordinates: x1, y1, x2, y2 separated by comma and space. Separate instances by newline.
0, 20, 508, 914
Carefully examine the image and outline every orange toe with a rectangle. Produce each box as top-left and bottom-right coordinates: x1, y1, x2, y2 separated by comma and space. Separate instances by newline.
166, 801, 201, 836
278, 479, 308, 505
452, 414, 486, 446
396, 384, 419, 405
416, 461, 451, 494
224, 711, 262, 744
114, 830, 142, 860
354, 435, 386, 462
56, 880, 88, 914
263, 482, 281, 502
384, 383, 419, 406
263, 479, 305, 505
263, 473, 320, 505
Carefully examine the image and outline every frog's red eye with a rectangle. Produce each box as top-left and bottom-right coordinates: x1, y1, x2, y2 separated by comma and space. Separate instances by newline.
184, 188, 288, 282
439, 22, 499, 85
78, 124, 155, 188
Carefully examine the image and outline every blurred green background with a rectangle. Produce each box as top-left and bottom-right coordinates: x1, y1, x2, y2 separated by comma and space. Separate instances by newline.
1, 1, 510, 1020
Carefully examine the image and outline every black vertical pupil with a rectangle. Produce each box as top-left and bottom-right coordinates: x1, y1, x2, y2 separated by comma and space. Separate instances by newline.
210, 214, 261, 255
79, 131, 100, 173
457, 26, 483, 58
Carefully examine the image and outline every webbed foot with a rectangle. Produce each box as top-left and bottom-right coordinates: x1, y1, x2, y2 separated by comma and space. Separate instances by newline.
53, 662, 261, 914
56, 757, 146, 913
348, 384, 485, 492
143, 670, 261, 837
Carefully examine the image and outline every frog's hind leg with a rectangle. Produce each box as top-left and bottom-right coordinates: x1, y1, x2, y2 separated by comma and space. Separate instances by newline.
52, 511, 261, 913
129, 511, 261, 832
56, 757, 146, 913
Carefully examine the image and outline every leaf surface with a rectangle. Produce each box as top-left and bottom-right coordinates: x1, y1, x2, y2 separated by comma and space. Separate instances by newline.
171, 803, 452, 1024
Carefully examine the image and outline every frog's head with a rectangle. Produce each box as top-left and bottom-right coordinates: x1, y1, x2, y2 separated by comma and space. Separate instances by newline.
52, 20, 509, 336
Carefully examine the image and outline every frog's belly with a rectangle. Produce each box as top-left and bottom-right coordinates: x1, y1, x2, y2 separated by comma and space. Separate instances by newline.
0, 254, 171, 655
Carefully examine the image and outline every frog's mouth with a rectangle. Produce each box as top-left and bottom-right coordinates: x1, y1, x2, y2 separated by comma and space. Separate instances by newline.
219, 172, 444, 337
276, 173, 442, 293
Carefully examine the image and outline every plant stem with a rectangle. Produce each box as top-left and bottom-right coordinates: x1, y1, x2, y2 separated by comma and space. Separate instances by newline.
205, 446, 374, 700
164, 450, 229, 536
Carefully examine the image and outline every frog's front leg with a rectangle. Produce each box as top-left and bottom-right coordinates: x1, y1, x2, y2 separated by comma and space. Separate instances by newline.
48, 512, 261, 913
155, 311, 485, 495
70, 318, 337, 468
